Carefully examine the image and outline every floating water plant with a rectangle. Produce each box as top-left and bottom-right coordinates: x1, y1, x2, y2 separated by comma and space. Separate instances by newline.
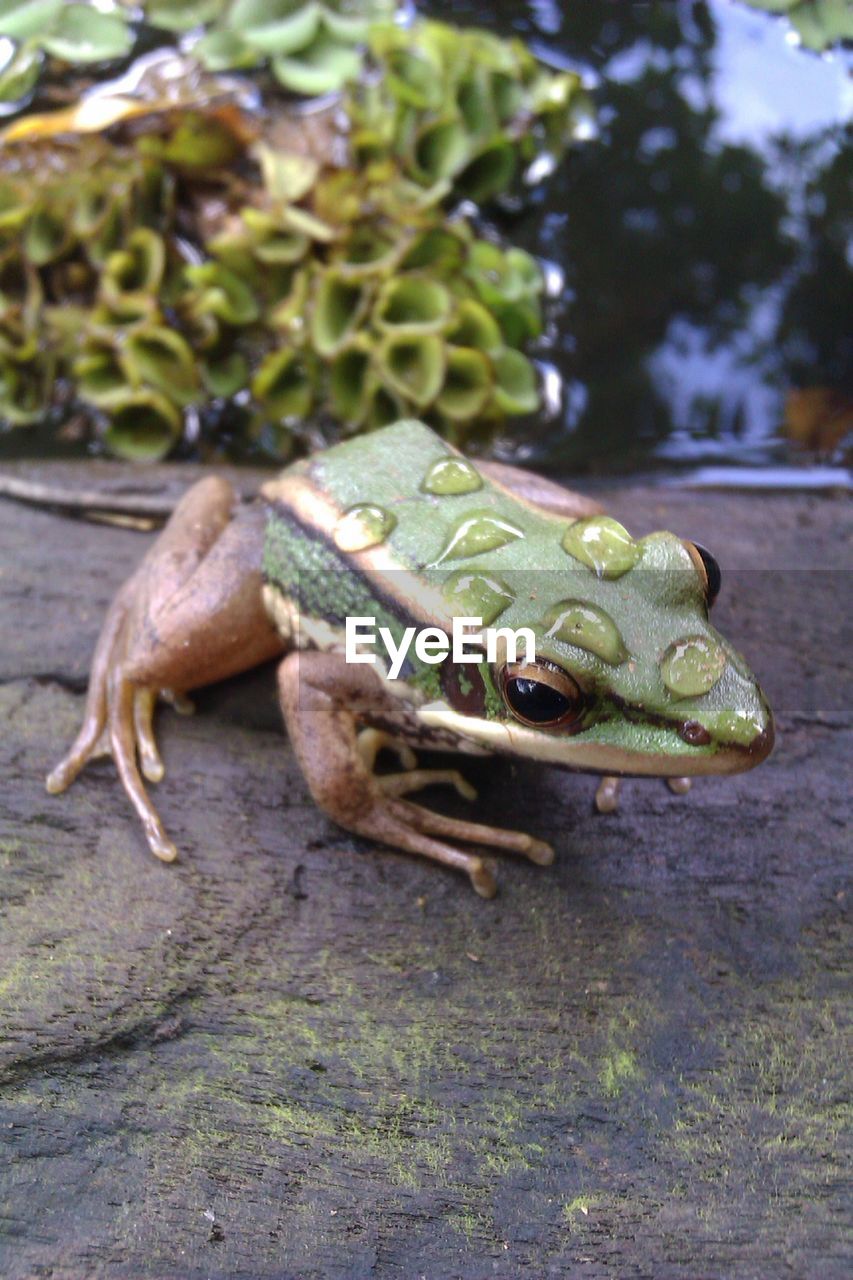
0, 5, 590, 458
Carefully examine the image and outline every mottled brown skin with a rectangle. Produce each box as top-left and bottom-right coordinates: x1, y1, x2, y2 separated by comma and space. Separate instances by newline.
47, 462, 594, 895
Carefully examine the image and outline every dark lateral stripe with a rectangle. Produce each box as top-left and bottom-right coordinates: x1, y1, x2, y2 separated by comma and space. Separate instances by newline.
262, 495, 435, 638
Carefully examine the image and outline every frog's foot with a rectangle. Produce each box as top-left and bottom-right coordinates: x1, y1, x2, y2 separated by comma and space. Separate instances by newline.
595, 775, 621, 814
595, 774, 694, 814
279, 652, 553, 899
46, 588, 179, 863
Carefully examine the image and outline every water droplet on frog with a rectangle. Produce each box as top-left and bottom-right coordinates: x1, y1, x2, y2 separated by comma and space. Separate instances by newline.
430, 511, 524, 566
442, 571, 515, 625
661, 635, 727, 698
561, 516, 639, 578
421, 456, 483, 496
543, 600, 627, 665
334, 504, 396, 552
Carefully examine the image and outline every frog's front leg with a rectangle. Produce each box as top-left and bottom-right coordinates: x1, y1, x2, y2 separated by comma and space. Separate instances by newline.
278, 653, 553, 898
47, 480, 283, 861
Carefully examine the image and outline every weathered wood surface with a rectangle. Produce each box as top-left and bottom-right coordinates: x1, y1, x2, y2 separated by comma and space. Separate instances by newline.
0, 461, 849, 1279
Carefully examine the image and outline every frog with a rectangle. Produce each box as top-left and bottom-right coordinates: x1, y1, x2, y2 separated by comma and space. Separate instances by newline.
47, 418, 774, 898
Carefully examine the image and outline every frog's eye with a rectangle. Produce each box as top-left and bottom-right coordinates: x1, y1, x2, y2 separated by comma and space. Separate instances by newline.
684, 541, 722, 608
500, 661, 584, 729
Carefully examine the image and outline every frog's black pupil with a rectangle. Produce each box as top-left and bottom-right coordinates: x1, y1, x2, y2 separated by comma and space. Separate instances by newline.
505, 676, 573, 725
693, 542, 722, 607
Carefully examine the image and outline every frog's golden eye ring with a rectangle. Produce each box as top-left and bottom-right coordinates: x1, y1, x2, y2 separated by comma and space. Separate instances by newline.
684, 541, 722, 608
499, 661, 584, 729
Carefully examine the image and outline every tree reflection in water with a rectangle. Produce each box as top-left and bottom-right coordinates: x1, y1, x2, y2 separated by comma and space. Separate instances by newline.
429, 0, 851, 470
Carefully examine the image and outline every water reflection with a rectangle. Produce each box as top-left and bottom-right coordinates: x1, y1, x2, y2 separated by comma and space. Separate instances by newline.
429, 0, 851, 471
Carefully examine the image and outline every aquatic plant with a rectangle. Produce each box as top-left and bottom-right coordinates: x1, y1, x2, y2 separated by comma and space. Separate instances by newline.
0, 6, 588, 458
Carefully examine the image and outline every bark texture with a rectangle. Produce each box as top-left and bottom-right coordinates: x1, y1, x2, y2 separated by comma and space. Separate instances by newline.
0, 461, 849, 1279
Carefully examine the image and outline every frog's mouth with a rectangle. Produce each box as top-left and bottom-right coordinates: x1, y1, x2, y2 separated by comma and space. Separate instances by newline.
416, 700, 775, 777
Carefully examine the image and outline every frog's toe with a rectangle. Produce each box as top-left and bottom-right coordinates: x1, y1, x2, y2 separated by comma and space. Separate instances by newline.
595, 775, 621, 814
132, 688, 166, 782
667, 776, 692, 796
378, 768, 477, 802
398, 800, 553, 869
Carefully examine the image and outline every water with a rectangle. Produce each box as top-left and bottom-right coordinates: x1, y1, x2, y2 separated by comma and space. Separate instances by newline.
427, 0, 852, 472
2, 0, 850, 474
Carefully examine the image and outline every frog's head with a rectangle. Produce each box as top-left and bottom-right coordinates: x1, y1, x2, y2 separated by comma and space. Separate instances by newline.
427, 521, 774, 778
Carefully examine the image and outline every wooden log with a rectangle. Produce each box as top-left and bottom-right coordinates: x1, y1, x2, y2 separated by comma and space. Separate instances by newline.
0, 465, 849, 1278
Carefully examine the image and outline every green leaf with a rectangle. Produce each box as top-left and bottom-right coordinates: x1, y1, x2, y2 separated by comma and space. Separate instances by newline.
329, 343, 370, 423
332, 226, 401, 278
243, 1, 320, 54
400, 228, 467, 273
374, 274, 452, 334
193, 29, 261, 71
184, 262, 261, 325
242, 210, 310, 264
103, 390, 182, 462
272, 33, 362, 95
411, 119, 471, 185
446, 299, 503, 355
790, 0, 853, 48
103, 228, 165, 297
311, 271, 369, 356
124, 326, 198, 405
42, 5, 133, 64
227, 0, 302, 28
376, 332, 445, 408
201, 348, 248, 397
0, 40, 42, 105
24, 205, 70, 265
252, 347, 314, 418
74, 342, 131, 407
254, 143, 319, 202
456, 139, 517, 203
492, 348, 539, 414
0, 0, 62, 43
145, 0, 225, 32
437, 346, 492, 421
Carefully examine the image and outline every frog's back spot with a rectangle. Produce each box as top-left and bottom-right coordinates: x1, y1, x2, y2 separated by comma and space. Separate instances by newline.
334, 504, 397, 552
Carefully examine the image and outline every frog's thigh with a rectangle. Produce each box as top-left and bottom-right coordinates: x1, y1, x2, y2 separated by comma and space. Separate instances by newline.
123, 505, 283, 693
278, 653, 552, 898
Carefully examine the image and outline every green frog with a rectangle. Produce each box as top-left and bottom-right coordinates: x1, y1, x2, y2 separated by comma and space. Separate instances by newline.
47, 419, 774, 897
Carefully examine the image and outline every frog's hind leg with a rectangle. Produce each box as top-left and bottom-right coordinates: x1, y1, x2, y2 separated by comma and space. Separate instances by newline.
48, 481, 283, 862
279, 652, 553, 899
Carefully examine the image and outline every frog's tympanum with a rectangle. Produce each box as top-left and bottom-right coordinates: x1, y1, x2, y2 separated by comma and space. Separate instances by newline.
48, 421, 774, 897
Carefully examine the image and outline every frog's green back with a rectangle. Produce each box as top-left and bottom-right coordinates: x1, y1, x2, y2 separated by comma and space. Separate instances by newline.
262, 420, 772, 760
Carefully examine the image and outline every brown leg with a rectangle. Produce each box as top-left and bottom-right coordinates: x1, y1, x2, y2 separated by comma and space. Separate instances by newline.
47, 482, 283, 862
278, 652, 553, 898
